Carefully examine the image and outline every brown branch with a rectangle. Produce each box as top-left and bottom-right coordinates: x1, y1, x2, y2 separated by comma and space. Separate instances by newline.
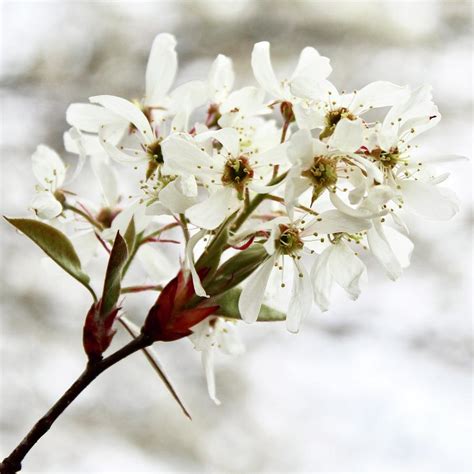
0, 334, 152, 474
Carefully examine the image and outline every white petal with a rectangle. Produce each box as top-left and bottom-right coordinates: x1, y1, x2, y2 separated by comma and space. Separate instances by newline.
66, 103, 122, 132
286, 260, 312, 333
138, 244, 175, 284
302, 210, 371, 236
399, 180, 459, 220
293, 103, 325, 130
351, 81, 409, 115
360, 184, 394, 213
178, 174, 198, 197
71, 230, 97, 265
170, 81, 208, 132
64, 127, 87, 184
219, 86, 267, 117
31, 191, 62, 220
98, 125, 149, 165
310, 246, 333, 312
158, 179, 197, 214
161, 135, 212, 177
328, 241, 366, 300
253, 141, 289, 166
64, 130, 103, 156
208, 54, 234, 104
330, 192, 379, 219
186, 187, 236, 230
367, 221, 402, 281
292, 47, 332, 79
215, 320, 245, 355
145, 33, 177, 106
108, 200, 152, 236
383, 226, 414, 269
251, 41, 282, 98
238, 256, 275, 323
185, 229, 208, 297
350, 154, 384, 186
90, 95, 154, 144
195, 127, 240, 157
288, 129, 314, 164
202, 350, 220, 405
90, 154, 119, 207
32, 145, 66, 189
329, 118, 364, 153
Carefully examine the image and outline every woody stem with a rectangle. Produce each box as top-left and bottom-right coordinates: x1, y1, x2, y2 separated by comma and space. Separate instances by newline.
0, 334, 152, 474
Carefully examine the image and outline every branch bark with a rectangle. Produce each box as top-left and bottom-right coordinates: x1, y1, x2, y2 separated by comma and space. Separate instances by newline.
0, 334, 152, 474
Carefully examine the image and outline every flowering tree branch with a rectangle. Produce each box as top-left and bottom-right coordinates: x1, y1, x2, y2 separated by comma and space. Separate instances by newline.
2, 31, 461, 471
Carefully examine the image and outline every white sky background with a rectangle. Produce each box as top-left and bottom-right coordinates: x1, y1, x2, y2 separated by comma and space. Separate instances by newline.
0, 1, 472, 472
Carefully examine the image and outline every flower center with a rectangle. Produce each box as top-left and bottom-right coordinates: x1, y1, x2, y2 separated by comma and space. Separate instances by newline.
221, 156, 254, 196
370, 147, 401, 169
319, 107, 357, 140
146, 140, 164, 164
276, 225, 304, 256
301, 156, 338, 202
145, 140, 164, 180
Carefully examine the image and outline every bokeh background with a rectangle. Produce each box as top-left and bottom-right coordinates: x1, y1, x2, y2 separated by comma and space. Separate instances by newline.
0, 0, 472, 472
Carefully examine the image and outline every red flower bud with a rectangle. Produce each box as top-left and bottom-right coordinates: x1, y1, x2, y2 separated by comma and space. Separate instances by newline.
143, 269, 219, 342
83, 301, 119, 361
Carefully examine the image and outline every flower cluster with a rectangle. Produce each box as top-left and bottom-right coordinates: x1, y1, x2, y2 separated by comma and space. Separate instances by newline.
25, 33, 459, 403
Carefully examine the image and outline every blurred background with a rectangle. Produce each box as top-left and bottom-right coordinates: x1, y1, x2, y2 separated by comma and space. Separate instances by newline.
0, 0, 472, 472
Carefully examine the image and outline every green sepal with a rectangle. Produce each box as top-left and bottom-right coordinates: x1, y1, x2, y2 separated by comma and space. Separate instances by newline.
214, 287, 285, 322
5, 217, 96, 300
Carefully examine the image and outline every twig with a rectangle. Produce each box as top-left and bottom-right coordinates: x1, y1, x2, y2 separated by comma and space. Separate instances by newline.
0, 334, 151, 474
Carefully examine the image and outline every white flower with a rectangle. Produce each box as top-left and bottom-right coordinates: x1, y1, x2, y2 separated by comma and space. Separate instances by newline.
31, 145, 66, 220
251, 41, 332, 103
189, 317, 245, 405
161, 127, 289, 230
293, 80, 409, 151
362, 84, 460, 221
285, 129, 386, 217
144, 33, 178, 107
65, 33, 178, 156
238, 210, 371, 330
208, 54, 235, 105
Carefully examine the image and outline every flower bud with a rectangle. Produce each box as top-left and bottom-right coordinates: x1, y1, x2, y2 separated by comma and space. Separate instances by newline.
143, 270, 219, 342
83, 301, 119, 362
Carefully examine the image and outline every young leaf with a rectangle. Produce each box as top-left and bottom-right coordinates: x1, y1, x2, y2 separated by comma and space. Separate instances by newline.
101, 232, 128, 317
214, 287, 285, 322
123, 218, 136, 254
118, 316, 191, 419
205, 243, 268, 296
5, 217, 96, 300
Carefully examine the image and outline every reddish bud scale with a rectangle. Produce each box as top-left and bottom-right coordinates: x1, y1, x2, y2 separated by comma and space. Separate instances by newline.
83, 301, 119, 361
143, 269, 219, 342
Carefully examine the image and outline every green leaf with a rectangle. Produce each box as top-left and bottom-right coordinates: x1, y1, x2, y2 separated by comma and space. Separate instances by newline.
214, 287, 285, 322
195, 220, 229, 274
206, 243, 268, 296
118, 316, 191, 419
123, 218, 136, 255
100, 232, 128, 316
5, 217, 96, 300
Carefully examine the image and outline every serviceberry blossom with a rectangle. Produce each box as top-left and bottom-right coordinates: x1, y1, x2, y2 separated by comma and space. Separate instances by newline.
17, 33, 461, 406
